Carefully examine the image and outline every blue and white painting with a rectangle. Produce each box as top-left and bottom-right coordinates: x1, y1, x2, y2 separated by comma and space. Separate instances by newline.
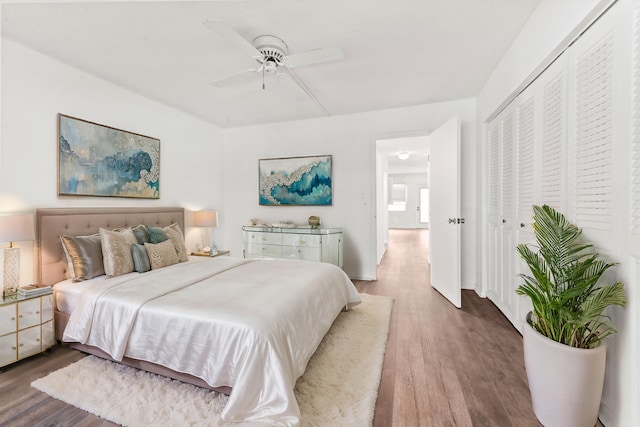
58, 114, 160, 199
259, 155, 332, 206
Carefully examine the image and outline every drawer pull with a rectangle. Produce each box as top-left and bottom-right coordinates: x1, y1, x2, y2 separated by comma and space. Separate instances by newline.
35, 311, 40, 315
36, 338, 40, 342
300, 240, 306, 244
11, 317, 15, 321
11, 346, 16, 350
18, 315, 22, 318
19, 343, 23, 347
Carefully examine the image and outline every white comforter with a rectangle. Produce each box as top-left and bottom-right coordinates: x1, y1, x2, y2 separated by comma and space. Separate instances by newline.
62, 256, 361, 426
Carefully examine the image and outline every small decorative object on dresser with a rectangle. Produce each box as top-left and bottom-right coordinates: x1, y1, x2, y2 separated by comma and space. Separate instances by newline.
243, 225, 343, 268
308, 216, 320, 228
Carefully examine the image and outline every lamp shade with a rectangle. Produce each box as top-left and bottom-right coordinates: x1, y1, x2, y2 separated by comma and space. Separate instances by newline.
0, 213, 34, 243
193, 211, 218, 228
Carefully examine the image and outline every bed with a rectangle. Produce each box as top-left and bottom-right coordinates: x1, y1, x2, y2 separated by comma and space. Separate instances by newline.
35, 207, 361, 426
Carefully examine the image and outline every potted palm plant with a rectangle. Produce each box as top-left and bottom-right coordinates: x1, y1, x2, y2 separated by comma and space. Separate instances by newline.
516, 205, 626, 427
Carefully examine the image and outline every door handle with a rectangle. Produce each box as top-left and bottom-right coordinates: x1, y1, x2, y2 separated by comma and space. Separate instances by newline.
502, 219, 506, 223
448, 218, 456, 224
520, 223, 525, 228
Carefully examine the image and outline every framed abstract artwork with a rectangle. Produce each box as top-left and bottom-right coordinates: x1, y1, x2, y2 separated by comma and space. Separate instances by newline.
58, 114, 160, 199
259, 155, 332, 206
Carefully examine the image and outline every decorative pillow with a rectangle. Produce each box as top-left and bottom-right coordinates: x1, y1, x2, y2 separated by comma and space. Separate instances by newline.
100, 228, 138, 277
163, 223, 189, 262
60, 233, 105, 281
131, 224, 149, 244
144, 240, 179, 270
131, 243, 151, 273
147, 227, 169, 244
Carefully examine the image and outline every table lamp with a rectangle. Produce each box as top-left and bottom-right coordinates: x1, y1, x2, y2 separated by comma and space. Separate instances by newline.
193, 210, 218, 255
0, 213, 35, 296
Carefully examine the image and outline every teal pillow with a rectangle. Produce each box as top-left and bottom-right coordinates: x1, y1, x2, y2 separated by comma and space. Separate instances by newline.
147, 227, 169, 244
131, 243, 151, 273
132, 224, 149, 244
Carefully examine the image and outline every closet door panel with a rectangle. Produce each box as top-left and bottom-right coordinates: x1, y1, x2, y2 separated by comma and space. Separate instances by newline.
487, 121, 501, 303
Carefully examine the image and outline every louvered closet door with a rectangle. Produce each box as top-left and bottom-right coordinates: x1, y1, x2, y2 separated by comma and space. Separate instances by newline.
486, 107, 517, 324
568, 5, 619, 253
514, 89, 538, 330
540, 57, 568, 213
487, 120, 501, 303
572, 3, 630, 425
499, 109, 516, 322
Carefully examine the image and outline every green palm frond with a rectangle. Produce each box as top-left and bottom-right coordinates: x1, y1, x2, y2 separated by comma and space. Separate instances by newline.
516, 205, 626, 349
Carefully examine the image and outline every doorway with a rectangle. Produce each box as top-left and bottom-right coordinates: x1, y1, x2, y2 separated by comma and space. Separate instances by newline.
375, 134, 430, 265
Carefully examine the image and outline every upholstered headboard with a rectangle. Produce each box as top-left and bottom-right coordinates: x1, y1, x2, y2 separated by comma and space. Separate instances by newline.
35, 207, 185, 286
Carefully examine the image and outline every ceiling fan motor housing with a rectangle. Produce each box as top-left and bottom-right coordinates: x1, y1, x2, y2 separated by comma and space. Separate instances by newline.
253, 35, 288, 64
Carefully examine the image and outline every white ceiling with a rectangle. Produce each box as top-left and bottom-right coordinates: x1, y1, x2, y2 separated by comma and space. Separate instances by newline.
378, 135, 430, 174
1, 0, 540, 130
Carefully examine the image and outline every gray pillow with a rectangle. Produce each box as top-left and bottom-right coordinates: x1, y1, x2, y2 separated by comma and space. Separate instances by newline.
131, 224, 149, 244
131, 243, 151, 273
60, 233, 105, 282
147, 227, 169, 244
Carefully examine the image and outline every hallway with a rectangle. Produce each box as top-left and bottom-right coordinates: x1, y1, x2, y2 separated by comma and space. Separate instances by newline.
355, 229, 541, 426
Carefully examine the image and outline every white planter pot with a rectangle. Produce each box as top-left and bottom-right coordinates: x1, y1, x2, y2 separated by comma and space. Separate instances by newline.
523, 322, 606, 427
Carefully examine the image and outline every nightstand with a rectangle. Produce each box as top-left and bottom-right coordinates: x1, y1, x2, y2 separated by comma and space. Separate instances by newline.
0, 291, 55, 368
190, 250, 230, 258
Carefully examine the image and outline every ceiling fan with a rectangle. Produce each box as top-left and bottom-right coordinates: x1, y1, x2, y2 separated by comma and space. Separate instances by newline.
203, 20, 343, 115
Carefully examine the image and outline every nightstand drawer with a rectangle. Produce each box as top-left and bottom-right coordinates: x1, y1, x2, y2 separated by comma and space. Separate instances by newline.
0, 304, 17, 336
18, 298, 41, 330
18, 326, 41, 359
0, 333, 17, 366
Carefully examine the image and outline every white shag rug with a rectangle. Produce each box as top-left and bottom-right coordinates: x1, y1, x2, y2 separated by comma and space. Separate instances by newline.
32, 293, 393, 427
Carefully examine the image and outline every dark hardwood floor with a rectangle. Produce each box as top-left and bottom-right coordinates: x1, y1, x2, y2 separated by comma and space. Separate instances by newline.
1, 229, 547, 426
354, 228, 542, 427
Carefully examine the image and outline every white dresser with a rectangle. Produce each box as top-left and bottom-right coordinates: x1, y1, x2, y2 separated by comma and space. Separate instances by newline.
242, 226, 344, 269
0, 292, 55, 368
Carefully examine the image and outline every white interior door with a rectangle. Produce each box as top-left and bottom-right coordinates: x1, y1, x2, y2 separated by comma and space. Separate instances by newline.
418, 187, 429, 224
429, 116, 461, 308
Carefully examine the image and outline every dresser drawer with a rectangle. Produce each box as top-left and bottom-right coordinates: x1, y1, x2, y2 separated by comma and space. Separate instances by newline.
282, 246, 321, 261
282, 234, 321, 248
246, 243, 283, 258
246, 232, 282, 245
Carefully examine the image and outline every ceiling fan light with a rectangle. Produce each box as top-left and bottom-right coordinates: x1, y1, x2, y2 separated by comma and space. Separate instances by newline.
398, 152, 410, 160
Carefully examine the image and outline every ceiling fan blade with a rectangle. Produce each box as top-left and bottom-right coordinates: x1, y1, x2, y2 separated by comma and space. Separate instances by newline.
279, 67, 330, 116
284, 47, 343, 68
203, 20, 264, 60
210, 68, 260, 88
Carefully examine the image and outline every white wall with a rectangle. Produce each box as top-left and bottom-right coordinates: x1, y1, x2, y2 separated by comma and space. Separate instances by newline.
223, 98, 476, 282
477, 0, 604, 121
0, 39, 225, 285
388, 173, 428, 229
